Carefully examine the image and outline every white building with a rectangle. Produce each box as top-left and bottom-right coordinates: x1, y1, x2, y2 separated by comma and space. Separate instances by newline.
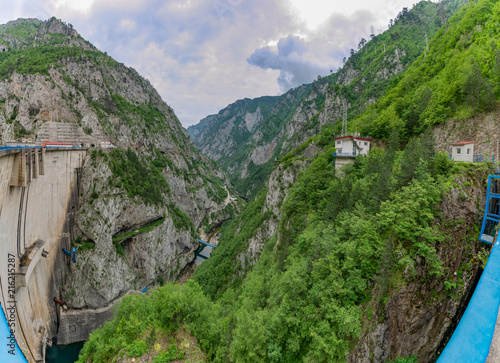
334, 135, 372, 156
451, 141, 474, 162
101, 140, 115, 149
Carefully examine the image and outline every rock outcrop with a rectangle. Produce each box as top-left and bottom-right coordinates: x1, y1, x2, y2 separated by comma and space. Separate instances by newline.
0, 17, 239, 346
188, 2, 444, 198
348, 165, 491, 362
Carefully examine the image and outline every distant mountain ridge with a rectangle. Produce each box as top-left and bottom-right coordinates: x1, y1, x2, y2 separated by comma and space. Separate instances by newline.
188, 0, 466, 198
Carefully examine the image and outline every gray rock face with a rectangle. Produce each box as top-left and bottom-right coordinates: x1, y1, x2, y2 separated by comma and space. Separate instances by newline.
347, 167, 490, 362
0, 17, 236, 345
188, 82, 329, 197
433, 110, 500, 158
237, 142, 320, 271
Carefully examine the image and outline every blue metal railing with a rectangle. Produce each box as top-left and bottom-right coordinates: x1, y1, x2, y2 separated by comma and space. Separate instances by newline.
479, 175, 500, 244
332, 153, 357, 157
0, 146, 42, 151
438, 174, 500, 361
475, 155, 495, 163
0, 145, 88, 153
448, 155, 495, 162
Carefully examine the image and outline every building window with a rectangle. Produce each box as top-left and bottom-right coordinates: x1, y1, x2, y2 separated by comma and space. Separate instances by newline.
456, 148, 461, 155
467, 148, 471, 155
364, 142, 368, 146
336, 140, 341, 145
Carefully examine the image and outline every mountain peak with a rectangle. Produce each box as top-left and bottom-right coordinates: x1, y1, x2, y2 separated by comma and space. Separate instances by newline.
0, 17, 93, 51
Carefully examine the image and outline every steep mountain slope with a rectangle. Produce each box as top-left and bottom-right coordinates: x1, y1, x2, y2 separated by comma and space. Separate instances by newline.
75, 0, 500, 361
78, 126, 492, 363
349, 0, 500, 143
0, 17, 240, 337
188, 84, 320, 197
188, 0, 465, 198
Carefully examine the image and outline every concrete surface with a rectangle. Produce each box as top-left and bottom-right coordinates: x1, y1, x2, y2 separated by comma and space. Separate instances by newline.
0, 150, 85, 362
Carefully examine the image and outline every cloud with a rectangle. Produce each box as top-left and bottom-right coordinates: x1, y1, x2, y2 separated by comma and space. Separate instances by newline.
248, 35, 328, 91
0, 0, 431, 127
247, 8, 381, 92
47, 0, 296, 126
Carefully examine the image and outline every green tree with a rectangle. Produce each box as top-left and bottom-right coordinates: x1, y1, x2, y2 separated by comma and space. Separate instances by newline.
462, 60, 493, 116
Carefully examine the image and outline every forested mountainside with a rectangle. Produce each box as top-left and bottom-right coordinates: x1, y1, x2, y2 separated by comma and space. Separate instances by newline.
78, 0, 500, 362
352, 0, 500, 141
188, 0, 466, 199
0, 18, 240, 312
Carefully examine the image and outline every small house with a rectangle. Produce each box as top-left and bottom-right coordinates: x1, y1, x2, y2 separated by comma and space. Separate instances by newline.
334, 135, 372, 157
451, 141, 474, 162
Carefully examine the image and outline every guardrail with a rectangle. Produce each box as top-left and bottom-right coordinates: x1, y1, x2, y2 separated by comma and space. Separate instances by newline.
474, 155, 495, 163
448, 155, 495, 162
332, 153, 357, 157
0, 145, 42, 151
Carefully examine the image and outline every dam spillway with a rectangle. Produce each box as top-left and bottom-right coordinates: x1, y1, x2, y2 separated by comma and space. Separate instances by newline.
0, 149, 86, 362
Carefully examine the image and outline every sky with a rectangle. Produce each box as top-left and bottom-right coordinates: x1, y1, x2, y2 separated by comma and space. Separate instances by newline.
0, 0, 431, 127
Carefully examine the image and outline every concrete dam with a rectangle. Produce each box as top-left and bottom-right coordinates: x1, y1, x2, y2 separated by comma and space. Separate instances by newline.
0, 148, 85, 362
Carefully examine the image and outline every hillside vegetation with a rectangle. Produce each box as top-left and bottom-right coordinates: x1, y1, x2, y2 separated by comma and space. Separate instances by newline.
78, 126, 489, 362
77, 0, 500, 361
188, 0, 465, 199
356, 0, 500, 140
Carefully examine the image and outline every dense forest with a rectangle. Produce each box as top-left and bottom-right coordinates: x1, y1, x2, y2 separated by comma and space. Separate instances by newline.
356, 0, 500, 140
77, 0, 499, 362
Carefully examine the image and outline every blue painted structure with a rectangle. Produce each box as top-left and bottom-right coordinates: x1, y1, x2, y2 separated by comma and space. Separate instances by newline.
61, 248, 71, 257
448, 154, 495, 163
0, 303, 28, 362
0, 145, 86, 152
475, 155, 495, 163
479, 175, 500, 244
0, 145, 42, 151
141, 287, 149, 293
437, 174, 500, 362
72, 247, 77, 264
197, 239, 217, 249
332, 152, 357, 157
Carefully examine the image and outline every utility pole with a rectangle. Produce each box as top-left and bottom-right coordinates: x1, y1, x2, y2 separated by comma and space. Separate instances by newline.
425, 32, 429, 57
342, 101, 348, 137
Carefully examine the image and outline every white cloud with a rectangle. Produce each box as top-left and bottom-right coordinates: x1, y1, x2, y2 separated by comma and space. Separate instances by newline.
0, 0, 437, 127
119, 18, 136, 31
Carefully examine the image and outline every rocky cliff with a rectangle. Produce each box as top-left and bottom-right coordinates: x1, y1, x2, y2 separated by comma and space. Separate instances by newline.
348, 163, 491, 362
188, 0, 461, 199
0, 17, 239, 344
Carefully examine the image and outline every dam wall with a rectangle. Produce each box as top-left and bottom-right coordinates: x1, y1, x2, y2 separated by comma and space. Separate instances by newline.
0, 150, 86, 362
